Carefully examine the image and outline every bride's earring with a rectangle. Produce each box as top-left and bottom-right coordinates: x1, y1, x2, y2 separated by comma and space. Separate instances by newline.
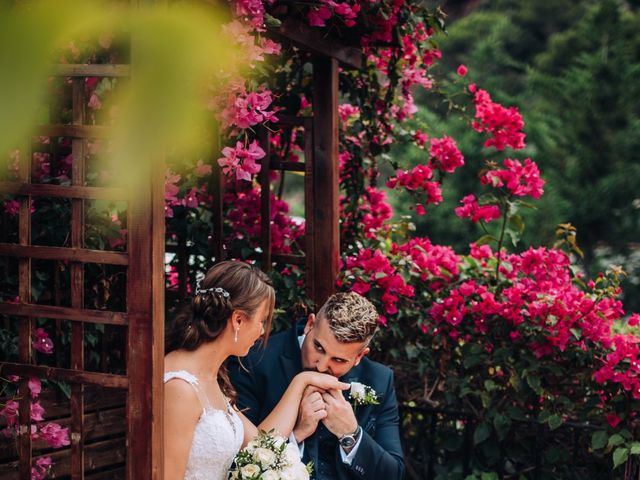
234, 327, 239, 343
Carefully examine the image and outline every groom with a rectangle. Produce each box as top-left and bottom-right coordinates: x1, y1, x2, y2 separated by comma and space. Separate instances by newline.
228, 292, 405, 480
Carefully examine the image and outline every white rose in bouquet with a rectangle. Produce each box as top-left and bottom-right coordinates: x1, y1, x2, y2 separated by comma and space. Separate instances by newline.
261, 470, 280, 480
253, 447, 277, 468
279, 463, 310, 480
240, 464, 260, 478
283, 443, 301, 465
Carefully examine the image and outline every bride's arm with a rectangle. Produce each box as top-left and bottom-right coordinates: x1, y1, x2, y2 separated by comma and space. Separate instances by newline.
164, 380, 202, 479
236, 372, 348, 446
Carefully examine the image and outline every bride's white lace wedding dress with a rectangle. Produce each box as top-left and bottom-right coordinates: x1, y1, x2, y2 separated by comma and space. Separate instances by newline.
164, 370, 244, 480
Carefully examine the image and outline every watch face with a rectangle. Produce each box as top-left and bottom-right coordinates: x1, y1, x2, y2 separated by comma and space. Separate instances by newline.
340, 436, 356, 448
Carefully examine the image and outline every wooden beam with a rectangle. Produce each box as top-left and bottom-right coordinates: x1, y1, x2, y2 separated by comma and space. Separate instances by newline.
272, 253, 305, 266
311, 57, 340, 308
269, 160, 305, 172
35, 124, 110, 139
0, 303, 128, 325
0, 182, 127, 200
0, 243, 129, 265
0, 363, 128, 389
53, 64, 131, 77
269, 17, 363, 70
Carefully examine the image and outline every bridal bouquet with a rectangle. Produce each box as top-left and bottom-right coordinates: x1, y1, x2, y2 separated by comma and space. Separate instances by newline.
228, 430, 311, 480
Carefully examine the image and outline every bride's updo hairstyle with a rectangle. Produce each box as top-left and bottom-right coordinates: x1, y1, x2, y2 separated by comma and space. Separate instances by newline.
167, 261, 275, 354
166, 261, 274, 402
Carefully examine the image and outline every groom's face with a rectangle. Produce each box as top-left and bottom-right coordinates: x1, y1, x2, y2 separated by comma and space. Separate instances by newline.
300, 314, 369, 378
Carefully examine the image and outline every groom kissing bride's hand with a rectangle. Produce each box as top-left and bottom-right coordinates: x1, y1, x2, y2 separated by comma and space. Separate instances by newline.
229, 292, 405, 480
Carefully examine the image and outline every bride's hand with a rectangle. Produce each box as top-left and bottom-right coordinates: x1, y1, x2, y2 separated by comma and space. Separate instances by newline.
295, 371, 350, 391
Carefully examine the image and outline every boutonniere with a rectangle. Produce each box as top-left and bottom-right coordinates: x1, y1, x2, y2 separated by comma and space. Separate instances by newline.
349, 382, 379, 406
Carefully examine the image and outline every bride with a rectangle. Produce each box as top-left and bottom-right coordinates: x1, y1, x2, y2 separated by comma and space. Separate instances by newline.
164, 261, 347, 480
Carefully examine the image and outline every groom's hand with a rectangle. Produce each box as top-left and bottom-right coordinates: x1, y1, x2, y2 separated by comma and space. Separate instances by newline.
293, 386, 327, 443
321, 389, 358, 438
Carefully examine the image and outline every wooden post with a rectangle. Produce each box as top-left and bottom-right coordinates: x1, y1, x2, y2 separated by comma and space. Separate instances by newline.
17, 138, 32, 480
210, 122, 225, 264
126, 156, 164, 479
311, 57, 339, 308
259, 127, 272, 272
70, 78, 86, 480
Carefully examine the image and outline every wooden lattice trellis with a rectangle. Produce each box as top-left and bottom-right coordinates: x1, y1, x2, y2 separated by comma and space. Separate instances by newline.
0, 11, 361, 480
207, 18, 363, 309
0, 63, 164, 479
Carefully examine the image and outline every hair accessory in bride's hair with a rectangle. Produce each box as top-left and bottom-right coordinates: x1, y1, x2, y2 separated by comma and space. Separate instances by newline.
194, 277, 230, 298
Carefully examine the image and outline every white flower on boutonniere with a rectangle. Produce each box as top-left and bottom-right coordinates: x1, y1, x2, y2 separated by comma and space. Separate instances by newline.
349, 382, 379, 406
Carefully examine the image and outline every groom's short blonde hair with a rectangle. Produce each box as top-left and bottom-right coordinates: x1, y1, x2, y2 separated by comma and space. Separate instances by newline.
317, 292, 379, 343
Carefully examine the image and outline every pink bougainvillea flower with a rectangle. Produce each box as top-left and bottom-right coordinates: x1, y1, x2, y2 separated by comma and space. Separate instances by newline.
606, 413, 622, 428
414, 130, 428, 148
194, 160, 212, 177
455, 194, 501, 223
217, 140, 265, 181
386, 164, 443, 205
456, 64, 468, 77
338, 103, 360, 123
32, 328, 54, 354
429, 136, 464, 173
38, 422, 71, 448
472, 87, 525, 150
415, 204, 426, 216
0, 400, 18, 427
481, 158, 545, 199
261, 38, 281, 55
30, 401, 45, 422
31, 456, 53, 480
28, 378, 42, 398
4, 199, 20, 217
308, 5, 332, 27
87, 93, 102, 110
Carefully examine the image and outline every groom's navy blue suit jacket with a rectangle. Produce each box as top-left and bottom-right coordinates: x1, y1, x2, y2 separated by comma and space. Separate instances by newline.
227, 323, 405, 480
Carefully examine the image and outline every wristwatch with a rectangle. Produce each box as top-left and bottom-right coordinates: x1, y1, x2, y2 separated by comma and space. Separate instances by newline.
338, 425, 362, 449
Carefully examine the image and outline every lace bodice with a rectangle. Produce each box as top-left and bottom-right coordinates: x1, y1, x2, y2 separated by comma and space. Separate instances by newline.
164, 370, 244, 480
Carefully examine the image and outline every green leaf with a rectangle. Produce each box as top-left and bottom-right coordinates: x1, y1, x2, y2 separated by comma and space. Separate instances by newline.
591, 431, 608, 450
613, 447, 629, 469
493, 414, 511, 441
264, 13, 282, 27
508, 214, 525, 234
630, 442, 640, 455
473, 423, 491, 446
481, 473, 498, 480
526, 375, 542, 394
608, 434, 625, 448
475, 234, 497, 246
547, 414, 562, 431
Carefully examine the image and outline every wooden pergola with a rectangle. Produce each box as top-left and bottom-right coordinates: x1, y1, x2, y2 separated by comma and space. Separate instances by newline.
0, 14, 362, 480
